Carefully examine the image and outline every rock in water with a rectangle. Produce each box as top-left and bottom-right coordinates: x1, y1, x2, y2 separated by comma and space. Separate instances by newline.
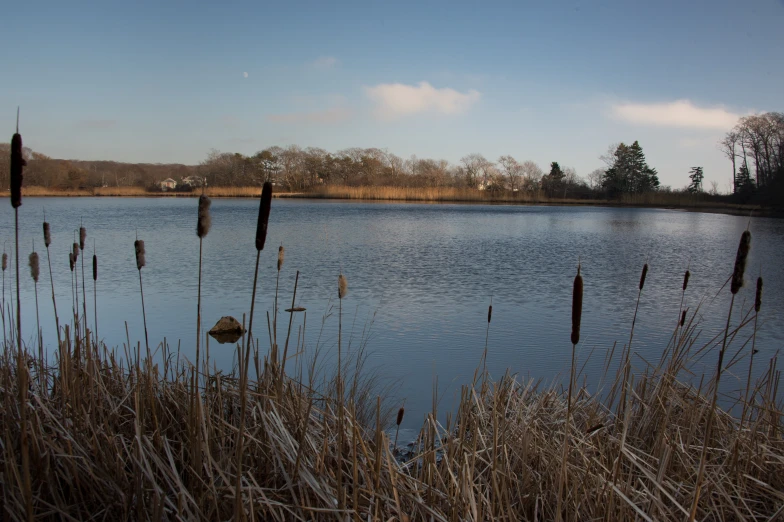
208, 316, 245, 344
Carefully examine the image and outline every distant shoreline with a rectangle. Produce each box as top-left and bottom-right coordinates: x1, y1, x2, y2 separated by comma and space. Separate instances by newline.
15, 185, 775, 217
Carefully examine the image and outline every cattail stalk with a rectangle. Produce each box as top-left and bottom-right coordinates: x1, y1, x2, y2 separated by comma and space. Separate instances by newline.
80, 226, 87, 339
29, 248, 44, 386
607, 262, 647, 521
2, 249, 6, 347
236, 182, 272, 522
556, 264, 582, 522
134, 239, 150, 359
93, 243, 98, 345
738, 276, 762, 452
393, 406, 405, 450
337, 272, 348, 513
689, 230, 751, 521
73, 241, 80, 336
11, 108, 33, 522
273, 245, 284, 347
43, 221, 62, 347
196, 195, 211, 380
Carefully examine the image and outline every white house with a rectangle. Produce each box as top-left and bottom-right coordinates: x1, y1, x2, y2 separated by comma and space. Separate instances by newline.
160, 178, 177, 191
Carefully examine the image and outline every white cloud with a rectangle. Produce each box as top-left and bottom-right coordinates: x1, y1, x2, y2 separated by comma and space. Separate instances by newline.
310, 56, 339, 69
243, 72, 248, 78
267, 108, 351, 125
610, 99, 742, 130
365, 81, 481, 119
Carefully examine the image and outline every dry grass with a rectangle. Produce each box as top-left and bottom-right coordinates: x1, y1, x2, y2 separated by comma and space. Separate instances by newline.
1, 299, 782, 520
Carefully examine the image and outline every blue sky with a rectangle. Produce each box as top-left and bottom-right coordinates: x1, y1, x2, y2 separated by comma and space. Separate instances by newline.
3, 0, 783, 189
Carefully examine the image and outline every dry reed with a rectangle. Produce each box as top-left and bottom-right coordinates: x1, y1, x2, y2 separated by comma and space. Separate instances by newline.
689, 229, 752, 520
2, 292, 779, 521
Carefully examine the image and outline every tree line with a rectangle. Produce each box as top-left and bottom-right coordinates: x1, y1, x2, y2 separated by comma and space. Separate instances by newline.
720, 112, 784, 201
5, 125, 782, 205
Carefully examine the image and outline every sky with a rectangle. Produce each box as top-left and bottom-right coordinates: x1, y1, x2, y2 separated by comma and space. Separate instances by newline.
2, 0, 783, 190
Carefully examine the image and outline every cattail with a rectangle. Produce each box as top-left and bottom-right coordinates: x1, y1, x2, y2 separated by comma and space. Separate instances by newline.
338, 274, 348, 299
134, 240, 146, 270
639, 263, 648, 291
277, 245, 284, 271
43, 222, 51, 247
396, 407, 405, 426
10, 132, 26, 209
79, 227, 86, 250
72, 242, 79, 263
730, 231, 751, 295
487, 305, 492, 323
69, 253, 74, 272
197, 194, 212, 238
683, 270, 690, 291
571, 265, 583, 345
754, 277, 762, 313
680, 310, 687, 327
255, 182, 273, 251
93, 254, 98, 281
2, 252, 6, 271
28, 252, 39, 282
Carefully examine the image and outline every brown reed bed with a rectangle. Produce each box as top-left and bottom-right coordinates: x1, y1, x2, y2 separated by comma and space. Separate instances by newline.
1, 308, 781, 521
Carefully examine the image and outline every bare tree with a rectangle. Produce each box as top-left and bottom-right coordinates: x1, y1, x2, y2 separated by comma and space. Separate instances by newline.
498, 155, 524, 191
520, 160, 543, 191
460, 154, 493, 188
587, 168, 605, 190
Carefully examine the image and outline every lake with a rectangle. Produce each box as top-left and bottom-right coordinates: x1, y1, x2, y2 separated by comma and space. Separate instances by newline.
2, 198, 782, 432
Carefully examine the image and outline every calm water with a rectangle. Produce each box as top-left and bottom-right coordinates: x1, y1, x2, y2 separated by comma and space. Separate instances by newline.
2, 198, 783, 430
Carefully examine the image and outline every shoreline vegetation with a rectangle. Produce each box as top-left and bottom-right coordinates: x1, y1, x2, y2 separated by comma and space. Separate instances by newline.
13, 184, 772, 216
3, 151, 782, 518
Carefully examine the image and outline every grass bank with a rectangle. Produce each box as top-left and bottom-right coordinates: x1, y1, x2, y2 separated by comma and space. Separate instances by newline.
18, 184, 768, 215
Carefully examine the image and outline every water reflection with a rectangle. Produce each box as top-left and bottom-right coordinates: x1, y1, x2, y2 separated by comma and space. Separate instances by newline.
2, 198, 782, 427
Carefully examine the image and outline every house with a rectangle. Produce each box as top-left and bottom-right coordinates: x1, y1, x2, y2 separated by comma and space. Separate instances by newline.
159, 178, 177, 191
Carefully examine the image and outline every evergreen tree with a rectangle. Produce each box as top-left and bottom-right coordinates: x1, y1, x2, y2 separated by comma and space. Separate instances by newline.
601, 141, 659, 197
687, 166, 704, 193
543, 161, 564, 197
735, 164, 755, 194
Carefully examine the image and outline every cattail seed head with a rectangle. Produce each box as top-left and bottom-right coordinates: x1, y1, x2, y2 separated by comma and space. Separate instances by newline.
683, 270, 690, 292
197, 194, 212, 238
255, 182, 273, 251
639, 263, 648, 291
43, 222, 51, 247
680, 310, 687, 327
731, 230, 751, 295
396, 407, 405, 426
754, 277, 762, 313
487, 305, 492, 323
10, 132, 26, 209
277, 245, 284, 271
571, 265, 583, 345
93, 254, 98, 281
69, 253, 74, 272
338, 274, 348, 299
1, 252, 6, 271
134, 240, 146, 270
79, 227, 86, 250
72, 242, 79, 263
28, 252, 39, 282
